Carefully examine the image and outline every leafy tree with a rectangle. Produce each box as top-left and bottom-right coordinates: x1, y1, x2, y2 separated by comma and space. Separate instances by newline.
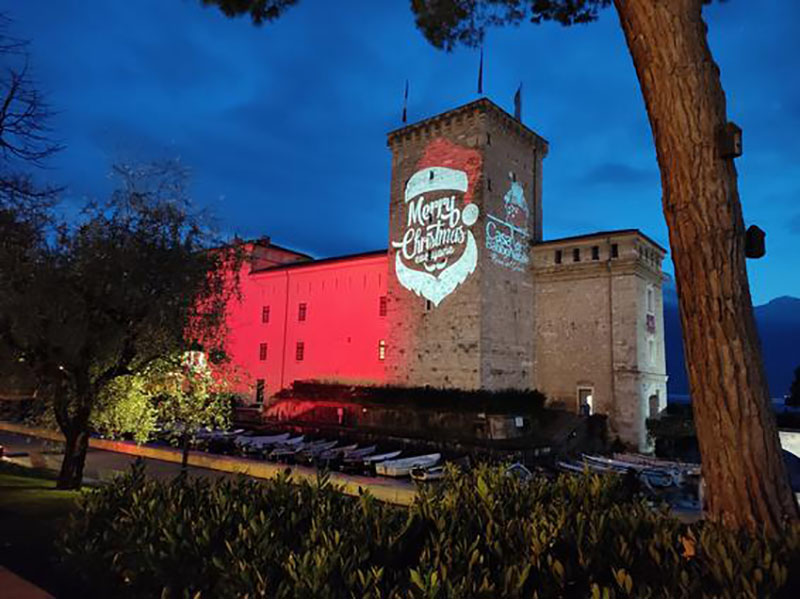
199, 0, 298, 23
0, 160, 242, 489
788, 366, 800, 409
94, 351, 235, 470
199, 0, 799, 532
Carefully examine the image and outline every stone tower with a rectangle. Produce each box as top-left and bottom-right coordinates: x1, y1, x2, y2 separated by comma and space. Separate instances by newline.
385, 98, 548, 391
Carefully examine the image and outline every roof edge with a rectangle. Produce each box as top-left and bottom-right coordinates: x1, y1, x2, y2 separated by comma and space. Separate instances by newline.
250, 249, 388, 274
534, 229, 667, 254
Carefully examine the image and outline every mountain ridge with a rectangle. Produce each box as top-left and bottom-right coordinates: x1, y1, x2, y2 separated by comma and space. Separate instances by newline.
664, 291, 800, 396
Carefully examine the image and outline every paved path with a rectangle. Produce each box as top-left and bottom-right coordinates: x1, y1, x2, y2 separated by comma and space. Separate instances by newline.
0, 431, 416, 499
0, 567, 54, 599
0, 431, 229, 482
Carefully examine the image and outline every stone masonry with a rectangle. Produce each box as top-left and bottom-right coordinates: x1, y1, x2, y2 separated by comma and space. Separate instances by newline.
385, 98, 548, 391
385, 99, 667, 449
531, 231, 668, 448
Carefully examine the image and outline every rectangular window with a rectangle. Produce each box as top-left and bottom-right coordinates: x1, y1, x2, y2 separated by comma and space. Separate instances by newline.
425, 299, 432, 311
591, 245, 599, 260
378, 339, 386, 361
295, 341, 305, 362
611, 243, 619, 259
259, 342, 267, 361
648, 338, 656, 365
646, 287, 655, 314
555, 250, 562, 265
573, 248, 581, 262
298, 302, 307, 322
255, 379, 265, 404
261, 306, 270, 323
379, 295, 387, 317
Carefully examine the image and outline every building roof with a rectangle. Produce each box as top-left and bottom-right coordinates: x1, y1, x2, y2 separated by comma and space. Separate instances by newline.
248, 237, 314, 259
387, 97, 549, 149
249, 229, 667, 275
533, 229, 668, 254
250, 249, 388, 274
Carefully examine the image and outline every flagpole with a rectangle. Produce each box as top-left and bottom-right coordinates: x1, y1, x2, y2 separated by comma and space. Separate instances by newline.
402, 79, 409, 124
477, 47, 484, 95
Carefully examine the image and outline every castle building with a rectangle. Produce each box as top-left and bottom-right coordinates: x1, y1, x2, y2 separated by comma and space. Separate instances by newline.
224, 98, 668, 449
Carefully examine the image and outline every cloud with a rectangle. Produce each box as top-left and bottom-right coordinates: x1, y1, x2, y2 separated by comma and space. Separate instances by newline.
579, 162, 657, 186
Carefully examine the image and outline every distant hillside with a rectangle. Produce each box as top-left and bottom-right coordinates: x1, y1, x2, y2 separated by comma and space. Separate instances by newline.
665, 288, 800, 397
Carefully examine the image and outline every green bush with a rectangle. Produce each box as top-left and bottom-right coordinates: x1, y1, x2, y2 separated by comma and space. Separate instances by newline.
60, 462, 800, 598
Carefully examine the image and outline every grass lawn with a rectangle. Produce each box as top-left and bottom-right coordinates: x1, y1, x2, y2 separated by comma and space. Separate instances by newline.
0, 460, 85, 597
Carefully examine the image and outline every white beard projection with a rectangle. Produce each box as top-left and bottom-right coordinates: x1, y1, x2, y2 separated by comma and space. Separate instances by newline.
485, 178, 530, 272
392, 166, 479, 307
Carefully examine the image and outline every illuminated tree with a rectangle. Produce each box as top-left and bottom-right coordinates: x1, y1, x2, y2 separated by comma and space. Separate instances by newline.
200, 0, 799, 532
0, 160, 241, 489
93, 352, 235, 470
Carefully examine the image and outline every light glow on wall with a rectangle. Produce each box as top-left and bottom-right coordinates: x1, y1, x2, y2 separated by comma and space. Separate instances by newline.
391, 140, 483, 307
486, 177, 530, 272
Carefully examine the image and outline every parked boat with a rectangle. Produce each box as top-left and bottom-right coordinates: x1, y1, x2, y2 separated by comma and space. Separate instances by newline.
376, 453, 441, 477
267, 436, 309, 461
358, 450, 402, 464
317, 444, 359, 461
582, 454, 677, 488
235, 432, 290, 449
196, 428, 244, 440
612, 453, 701, 479
410, 464, 445, 482
504, 462, 534, 482
297, 440, 339, 463
342, 444, 376, 459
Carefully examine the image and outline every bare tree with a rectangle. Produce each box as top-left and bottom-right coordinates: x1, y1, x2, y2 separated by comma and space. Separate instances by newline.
0, 14, 62, 206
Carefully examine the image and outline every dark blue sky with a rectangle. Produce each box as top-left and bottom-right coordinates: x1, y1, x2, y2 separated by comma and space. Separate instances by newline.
3, 0, 799, 304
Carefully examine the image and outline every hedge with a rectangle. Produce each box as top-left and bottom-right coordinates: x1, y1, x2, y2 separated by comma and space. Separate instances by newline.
60, 462, 800, 598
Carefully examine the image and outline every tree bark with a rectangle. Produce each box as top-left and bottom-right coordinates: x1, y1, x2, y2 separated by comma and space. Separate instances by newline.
613, 0, 798, 532
57, 425, 90, 490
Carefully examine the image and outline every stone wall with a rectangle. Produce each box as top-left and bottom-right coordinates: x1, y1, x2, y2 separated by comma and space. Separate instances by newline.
385, 98, 547, 392
531, 231, 668, 449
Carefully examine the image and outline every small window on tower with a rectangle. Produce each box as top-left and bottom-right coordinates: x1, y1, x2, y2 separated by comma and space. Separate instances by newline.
591, 246, 600, 260
425, 299, 432, 311
611, 243, 619, 259
487, 178, 492, 191
573, 248, 581, 262
379, 295, 387, 317
259, 343, 267, 361
298, 303, 307, 322
555, 250, 562, 265
647, 286, 655, 314
295, 341, 305, 362
486, 132, 491, 146
378, 339, 386, 361
261, 306, 270, 323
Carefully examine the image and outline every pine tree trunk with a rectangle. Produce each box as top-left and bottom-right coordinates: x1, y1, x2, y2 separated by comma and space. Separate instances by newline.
613, 0, 798, 532
57, 425, 90, 490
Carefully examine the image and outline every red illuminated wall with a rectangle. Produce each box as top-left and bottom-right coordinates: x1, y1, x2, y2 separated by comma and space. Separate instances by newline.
224, 247, 389, 402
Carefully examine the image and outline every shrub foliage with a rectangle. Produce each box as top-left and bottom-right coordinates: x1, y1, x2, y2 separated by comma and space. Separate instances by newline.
60, 463, 800, 598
